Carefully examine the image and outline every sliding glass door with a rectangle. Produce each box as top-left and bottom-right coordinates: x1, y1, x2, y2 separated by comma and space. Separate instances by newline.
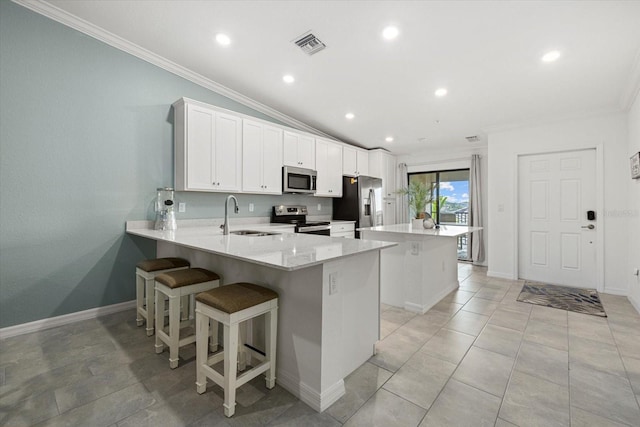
409, 169, 470, 260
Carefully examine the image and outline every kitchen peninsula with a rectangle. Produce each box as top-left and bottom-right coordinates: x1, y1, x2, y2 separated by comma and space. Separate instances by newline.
359, 224, 482, 314
126, 221, 395, 412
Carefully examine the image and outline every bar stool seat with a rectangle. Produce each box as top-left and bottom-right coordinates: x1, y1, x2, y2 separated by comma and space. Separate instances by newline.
195, 283, 278, 417
154, 268, 220, 368
135, 257, 190, 336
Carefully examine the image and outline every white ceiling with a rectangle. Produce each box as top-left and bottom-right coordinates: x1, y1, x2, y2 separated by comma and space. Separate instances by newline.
38, 1, 640, 155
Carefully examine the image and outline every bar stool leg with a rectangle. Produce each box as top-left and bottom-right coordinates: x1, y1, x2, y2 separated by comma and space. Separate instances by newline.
265, 307, 277, 389
238, 323, 247, 371
195, 310, 209, 394
168, 294, 181, 369
180, 295, 189, 321
145, 277, 155, 336
209, 321, 219, 352
223, 322, 239, 417
154, 290, 165, 354
135, 274, 144, 326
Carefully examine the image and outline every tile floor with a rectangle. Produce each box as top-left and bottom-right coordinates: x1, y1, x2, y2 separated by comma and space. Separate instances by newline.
1, 263, 639, 426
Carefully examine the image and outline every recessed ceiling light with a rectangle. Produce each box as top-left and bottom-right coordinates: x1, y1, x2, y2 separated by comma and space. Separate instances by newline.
385, 136, 394, 142
382, 26, 399, 40
435, 88, 448, 97
541, 50, 561, 62
282, 74, 295, 84
345, 112, 355, 120
215, 33, 231, 46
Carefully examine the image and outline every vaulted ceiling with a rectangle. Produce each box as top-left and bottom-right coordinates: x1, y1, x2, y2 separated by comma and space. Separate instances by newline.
30, 1, 640, 154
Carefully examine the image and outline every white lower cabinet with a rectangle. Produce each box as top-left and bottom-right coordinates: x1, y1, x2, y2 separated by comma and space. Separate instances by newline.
331, 222, 355, 238
242, 119, 283, 194
315, 138, 343, 197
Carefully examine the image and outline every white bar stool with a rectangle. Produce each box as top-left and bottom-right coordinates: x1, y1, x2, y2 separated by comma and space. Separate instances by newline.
154, 268, 220, 368
135, 257, 190, 336
195, 283, 278, 418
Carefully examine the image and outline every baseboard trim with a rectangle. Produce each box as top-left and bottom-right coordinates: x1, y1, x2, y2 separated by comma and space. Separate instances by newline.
0, 300, 136, 340
602, 288, 628, 296
276, 370, 345, 412
487, 270, 516, 280
404, 280, 459, 314
628, 294, 640, 315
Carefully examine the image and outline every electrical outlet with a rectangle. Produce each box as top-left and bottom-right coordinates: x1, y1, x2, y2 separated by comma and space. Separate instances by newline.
411, 242, 420, 255
178, 203, 186, 213
329, 273, 338, 295
249, 203, 254, 212
317, 203, 322, 211
634, 268, 640, 276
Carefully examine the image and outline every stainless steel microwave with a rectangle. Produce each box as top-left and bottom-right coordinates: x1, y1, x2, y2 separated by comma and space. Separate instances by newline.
282, 166, 317, 194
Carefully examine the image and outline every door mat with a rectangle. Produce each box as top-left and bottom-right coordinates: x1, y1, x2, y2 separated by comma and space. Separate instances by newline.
517, 281, 606, 317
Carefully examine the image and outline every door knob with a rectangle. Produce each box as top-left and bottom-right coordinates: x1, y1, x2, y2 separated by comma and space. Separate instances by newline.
581, 224, 595, 229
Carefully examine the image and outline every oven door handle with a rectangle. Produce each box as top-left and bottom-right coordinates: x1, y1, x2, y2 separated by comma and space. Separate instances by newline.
298, 225, 331, 232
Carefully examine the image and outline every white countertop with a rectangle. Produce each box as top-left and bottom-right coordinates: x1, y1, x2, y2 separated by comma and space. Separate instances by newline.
126, 222, 396, 271
358, 223, 483, 237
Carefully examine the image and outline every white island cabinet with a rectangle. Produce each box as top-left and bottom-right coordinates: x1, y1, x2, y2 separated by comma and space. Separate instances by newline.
126, 222, 395, 412
360, 224, 482, 314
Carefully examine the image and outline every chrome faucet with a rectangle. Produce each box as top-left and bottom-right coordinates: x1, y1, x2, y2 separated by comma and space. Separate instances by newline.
221, 195, 239, 235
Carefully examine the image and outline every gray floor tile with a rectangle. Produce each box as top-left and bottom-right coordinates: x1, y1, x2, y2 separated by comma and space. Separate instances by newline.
343, 388, 426, 427
488, 307, 530, 332
420, 379, 501, 427
499, 298, 534, 314
380, 319, 401, 340
444, 310, 490, 336
622, 355, 640, 395
420, 328, 475, 364
54, 368, 140, 413
570, 365, 640, 426
325, 362, 393, 424
529, 305, 568, 326
369, 330, 424, 372
461, 297, 500, 316
430, 300, 463, 316
383, 352, 456, 410
568, 311, 616, 345
458, 280, 485, 292
443, 289, 476, 305
0, 390, 59, 427
523, 319, 568, 351
37, 383, 156, 427
452, 346, 514, 397
611, 329, 640, 359
570, 406, 630, 427
514, 341, 568, 386
269, 401, 341, 426
499, 370, 570, 427
475, 287, 509, 302
473, 324, 523, 358
188, 410, 232, 427
495, 419, 518, 427
569, 335, 627, 378
381, 307, 416, 325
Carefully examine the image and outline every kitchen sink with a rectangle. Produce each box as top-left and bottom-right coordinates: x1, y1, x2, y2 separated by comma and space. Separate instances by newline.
230, 230, 279, 236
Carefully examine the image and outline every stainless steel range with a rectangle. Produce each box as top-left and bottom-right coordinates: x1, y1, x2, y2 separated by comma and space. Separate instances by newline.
271, 205, 331, 236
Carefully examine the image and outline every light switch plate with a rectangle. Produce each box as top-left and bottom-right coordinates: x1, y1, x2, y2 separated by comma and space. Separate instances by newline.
178, 203, 186, 213
249, 203, 254, 212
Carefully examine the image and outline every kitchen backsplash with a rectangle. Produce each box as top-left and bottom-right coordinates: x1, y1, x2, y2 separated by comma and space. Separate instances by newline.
146, 191, 333, 220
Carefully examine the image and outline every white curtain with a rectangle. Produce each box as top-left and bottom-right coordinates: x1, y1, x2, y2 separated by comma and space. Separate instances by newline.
470, 154, 485, 263
398, 163, 409, 223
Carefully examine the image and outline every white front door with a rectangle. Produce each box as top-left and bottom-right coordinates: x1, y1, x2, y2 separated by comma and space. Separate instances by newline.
518, 149, 597, 288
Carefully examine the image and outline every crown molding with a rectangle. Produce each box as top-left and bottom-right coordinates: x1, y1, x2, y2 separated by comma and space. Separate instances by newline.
12, 0, 335, 139
620, 48, 640, 110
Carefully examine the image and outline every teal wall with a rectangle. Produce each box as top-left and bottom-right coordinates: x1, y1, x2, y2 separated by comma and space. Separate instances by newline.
0, 1, 333, 328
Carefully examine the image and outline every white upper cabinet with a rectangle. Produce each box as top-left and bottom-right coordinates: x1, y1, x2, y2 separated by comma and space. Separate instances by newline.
174, 99, 242, 192
283, 131, 315, 169
242, 119, 283, 194
315, 138, 343, 197
369, 149, 397, 198
343, 146, 369, 177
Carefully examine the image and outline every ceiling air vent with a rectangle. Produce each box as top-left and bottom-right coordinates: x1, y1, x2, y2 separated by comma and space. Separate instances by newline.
294, 32, 326, 55
465, 135, 481, 143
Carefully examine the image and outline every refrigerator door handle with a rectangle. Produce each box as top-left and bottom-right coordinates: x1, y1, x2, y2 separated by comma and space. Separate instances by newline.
369, 188, 376, 227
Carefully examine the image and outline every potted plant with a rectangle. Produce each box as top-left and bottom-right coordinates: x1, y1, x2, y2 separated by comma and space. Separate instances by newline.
397, 181, 434, 228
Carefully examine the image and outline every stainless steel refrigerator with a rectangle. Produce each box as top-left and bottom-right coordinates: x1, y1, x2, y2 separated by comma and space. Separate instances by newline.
333, 176, 383, 238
